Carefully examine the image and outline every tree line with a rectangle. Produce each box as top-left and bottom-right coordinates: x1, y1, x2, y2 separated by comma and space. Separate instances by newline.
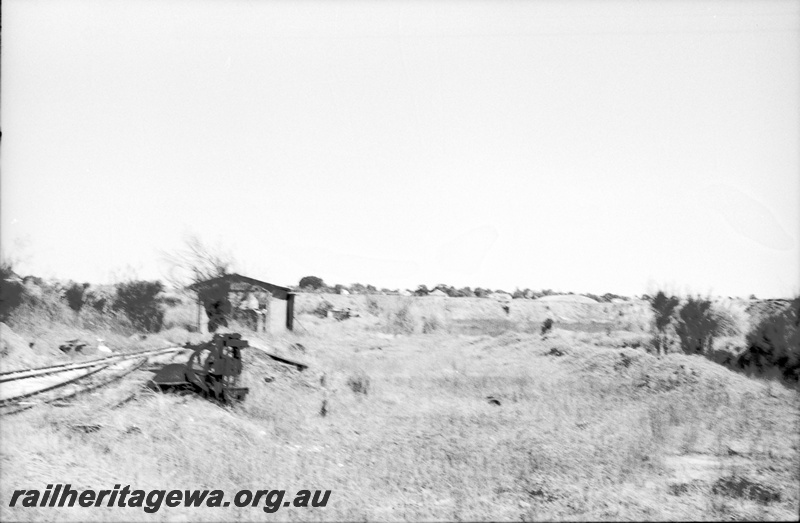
297, 275, 627, 302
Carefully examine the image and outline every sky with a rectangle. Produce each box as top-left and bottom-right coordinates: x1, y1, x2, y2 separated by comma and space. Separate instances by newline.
2, 0, 799, 298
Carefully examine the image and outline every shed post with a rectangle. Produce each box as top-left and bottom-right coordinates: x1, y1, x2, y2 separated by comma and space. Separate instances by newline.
286, 293, 295, 331
196, 298, 208, 334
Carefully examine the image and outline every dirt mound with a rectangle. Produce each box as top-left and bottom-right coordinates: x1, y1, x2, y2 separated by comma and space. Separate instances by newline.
0, 322, 54, 371
551, 338, 770, 398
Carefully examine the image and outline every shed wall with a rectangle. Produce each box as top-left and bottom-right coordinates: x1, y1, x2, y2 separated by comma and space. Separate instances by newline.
269, 298, 288, 333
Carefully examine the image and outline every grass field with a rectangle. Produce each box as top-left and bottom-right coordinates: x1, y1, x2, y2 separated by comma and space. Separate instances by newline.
1, 295, 798, 521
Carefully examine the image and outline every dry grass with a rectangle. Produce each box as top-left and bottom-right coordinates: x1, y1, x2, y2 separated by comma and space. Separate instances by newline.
1, 298, 798, 521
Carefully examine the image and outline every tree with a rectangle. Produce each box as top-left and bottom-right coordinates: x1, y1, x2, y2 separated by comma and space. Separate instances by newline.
738, 297, 799, 382
299, 276, 325, 290
65, 282, 90, 315
415, 285, 430, 296
675, 295, 721, 356
198, 278, 233, 332
162, 234, 234, 289
648, 291, 680, 357
113, 280, 167, 332
163, 234, 236, 330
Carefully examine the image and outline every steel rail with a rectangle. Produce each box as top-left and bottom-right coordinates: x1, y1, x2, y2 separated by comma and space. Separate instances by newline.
1, 357, 149, 416
0, 363, 113, 406
0, 346, 183, 383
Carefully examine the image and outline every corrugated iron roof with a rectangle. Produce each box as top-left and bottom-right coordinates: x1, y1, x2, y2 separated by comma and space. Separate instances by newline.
187, 273, 292, 300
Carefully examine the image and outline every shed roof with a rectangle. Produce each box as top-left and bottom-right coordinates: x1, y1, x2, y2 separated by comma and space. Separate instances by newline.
187, 273, 293, 300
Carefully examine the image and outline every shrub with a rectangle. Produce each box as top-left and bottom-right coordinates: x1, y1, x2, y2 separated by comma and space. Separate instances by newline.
738, 297, 799, 383
6, 280, 76, 330
422, 315, 442, 334
64, 282, 89, 314
0, 263, 24, 321
541, 318, 553, 336
347, 372, 370, 395
313, 300, 335, 318
387, 301, 417, 334
675, 296, 721, 355
196, 279, 232, 332
113, 280, 166, 332
85, 289, 109, 312
365, 296, 381, 316
647, 291, 680, 356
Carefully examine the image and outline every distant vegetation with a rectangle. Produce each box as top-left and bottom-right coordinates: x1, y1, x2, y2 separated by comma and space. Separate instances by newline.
64, 282, 90, 314
675, 296, 724, 355
2, 257, 797, 386
0, 262, 24, 321
112, 280, 168, 333
738, 297, 800, 382
299, 275, 325, 290
647, 290, 799, 386
1, 260, 170, 336
294, 276, 626, 302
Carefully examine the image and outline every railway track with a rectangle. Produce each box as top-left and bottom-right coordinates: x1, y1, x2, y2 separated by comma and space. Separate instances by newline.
0, 346, 187, 416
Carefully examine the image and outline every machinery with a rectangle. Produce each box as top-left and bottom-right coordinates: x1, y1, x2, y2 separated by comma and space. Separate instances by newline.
148, 333, 249, 403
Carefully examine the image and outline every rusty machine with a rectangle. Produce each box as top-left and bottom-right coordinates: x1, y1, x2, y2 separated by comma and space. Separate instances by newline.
148, 333, 249, 403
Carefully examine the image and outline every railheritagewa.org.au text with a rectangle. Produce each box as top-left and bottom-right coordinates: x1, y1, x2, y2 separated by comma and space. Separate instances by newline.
8, 484, 331, 513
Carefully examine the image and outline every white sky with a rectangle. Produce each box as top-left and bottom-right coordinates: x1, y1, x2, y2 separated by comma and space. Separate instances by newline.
2, 0, 799, 297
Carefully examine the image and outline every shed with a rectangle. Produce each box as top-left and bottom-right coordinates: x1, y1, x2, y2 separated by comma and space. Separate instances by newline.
188, 273, 295, 334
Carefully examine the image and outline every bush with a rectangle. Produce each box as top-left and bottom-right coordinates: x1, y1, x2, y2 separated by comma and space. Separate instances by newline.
422, 315, 442, 334
113, 280, 166, 332
541, 318, 553, 336
347, 371, 370, 395
386, 301, 416, 334
0, 263, 24, 321
313, 300, 335, 318
6, 281, 76, 330
365, 296, 381, 316
196, 279, 232, 332
84, 288, 114, 313
738, 297, 800, 383
64, 282, 89, 313
647, 291, 680, 356
675, 296, 721, 355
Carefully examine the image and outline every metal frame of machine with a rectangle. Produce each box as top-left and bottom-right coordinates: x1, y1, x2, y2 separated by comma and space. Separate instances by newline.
148, 333, 250, 403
